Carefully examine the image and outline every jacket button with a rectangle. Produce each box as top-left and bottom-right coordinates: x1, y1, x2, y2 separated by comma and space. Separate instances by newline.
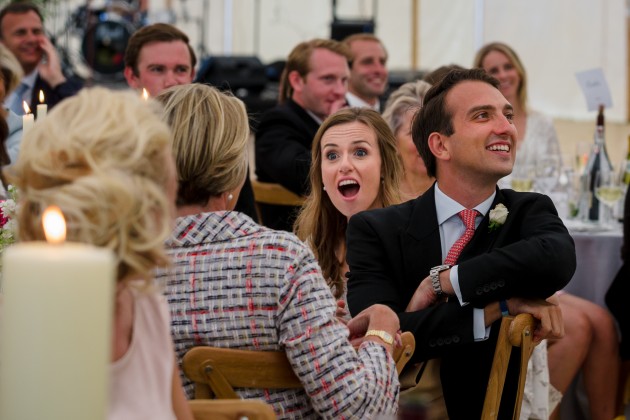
437, 338, 444, 346
429, 339, 436, 347
452, 335, 460, 343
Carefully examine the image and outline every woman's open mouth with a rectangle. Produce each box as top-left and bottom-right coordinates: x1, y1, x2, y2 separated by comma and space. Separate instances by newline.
338, 179, 360, 198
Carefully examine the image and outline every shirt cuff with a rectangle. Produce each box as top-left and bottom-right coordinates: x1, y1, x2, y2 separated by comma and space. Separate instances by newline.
450, 265, 466, 305
473, 308, 491, 341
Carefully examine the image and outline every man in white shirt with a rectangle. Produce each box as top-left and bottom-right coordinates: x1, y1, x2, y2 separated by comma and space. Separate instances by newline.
0, 2, 81, 116
342, 33, 388, 112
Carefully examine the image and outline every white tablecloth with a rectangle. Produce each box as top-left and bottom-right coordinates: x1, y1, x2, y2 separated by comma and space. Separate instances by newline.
562, 220, 623, 306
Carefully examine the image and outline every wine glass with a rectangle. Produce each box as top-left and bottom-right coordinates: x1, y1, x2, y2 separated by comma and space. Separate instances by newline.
594, 170, 625, 227
534, 155, 560, 195
510, 162, 534, 192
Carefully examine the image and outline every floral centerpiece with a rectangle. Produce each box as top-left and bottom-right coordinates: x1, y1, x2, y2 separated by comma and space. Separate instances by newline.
0, 184, 19, 257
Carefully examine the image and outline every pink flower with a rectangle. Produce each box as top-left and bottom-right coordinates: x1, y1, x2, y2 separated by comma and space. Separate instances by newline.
0, 202, 8, 228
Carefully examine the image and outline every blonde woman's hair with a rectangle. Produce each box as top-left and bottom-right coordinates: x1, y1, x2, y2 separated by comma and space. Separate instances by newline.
6, 87, 173, 285
382, 80, 432, 136
155, 84, 249, 207
473, 42, 528, 109
0, 43, 23, 95
294, 108, 403, 298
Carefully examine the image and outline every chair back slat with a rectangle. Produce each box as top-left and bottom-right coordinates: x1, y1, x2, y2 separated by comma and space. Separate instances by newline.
183, 332, 416, 399
481, 313, 535, 420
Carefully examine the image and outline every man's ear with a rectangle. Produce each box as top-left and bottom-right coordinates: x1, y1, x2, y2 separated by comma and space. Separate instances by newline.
428, 132, 450, 162
123, 66, 139, 89
288, 70, 304, 93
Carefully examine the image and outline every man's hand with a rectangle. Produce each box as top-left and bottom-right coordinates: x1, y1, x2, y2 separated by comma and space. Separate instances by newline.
37, 37, 66, 89
406, 269, 453, 311
406, 275, 438, 311
507, 294, 563, 343
330, 97, 348, 115
335, 299, 349, 323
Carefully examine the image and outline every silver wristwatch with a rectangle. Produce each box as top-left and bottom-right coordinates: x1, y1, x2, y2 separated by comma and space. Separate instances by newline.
430, 264, 451, 298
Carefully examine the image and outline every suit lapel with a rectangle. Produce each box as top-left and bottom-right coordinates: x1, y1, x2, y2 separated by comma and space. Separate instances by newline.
401, 185, 442, 288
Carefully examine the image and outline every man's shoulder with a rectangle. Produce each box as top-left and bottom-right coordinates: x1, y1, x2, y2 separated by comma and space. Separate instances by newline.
351, 199, 417, 228
500, 189, 551, 208
257, 101, 319, 140
261, 101, 319, 127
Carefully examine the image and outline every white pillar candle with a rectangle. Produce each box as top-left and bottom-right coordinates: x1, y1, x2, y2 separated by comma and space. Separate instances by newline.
0, 241, 115, 419
22, 101, 34, 134
37, 90, 47, 120
36, 104, 47, 120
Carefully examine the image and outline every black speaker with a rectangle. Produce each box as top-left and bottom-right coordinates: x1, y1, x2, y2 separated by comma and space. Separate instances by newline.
196, 55, 268, 96
330, 19, 375, 41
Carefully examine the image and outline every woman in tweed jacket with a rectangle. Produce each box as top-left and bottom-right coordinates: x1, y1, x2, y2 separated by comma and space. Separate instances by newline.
155, 83, 401, 419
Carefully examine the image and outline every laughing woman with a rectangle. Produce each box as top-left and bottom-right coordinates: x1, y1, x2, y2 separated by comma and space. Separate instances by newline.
295, 108, 403, 309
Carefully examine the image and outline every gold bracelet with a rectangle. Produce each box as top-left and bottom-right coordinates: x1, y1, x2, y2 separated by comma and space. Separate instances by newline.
365, 329, 394, 345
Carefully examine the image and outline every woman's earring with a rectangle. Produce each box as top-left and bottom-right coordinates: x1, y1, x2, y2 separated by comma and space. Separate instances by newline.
228, 193, 234, 201
323, 186, 326, 191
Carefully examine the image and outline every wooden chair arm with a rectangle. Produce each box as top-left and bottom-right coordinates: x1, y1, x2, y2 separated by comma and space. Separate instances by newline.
251, 179, 304, 207
189, 400, 276, 420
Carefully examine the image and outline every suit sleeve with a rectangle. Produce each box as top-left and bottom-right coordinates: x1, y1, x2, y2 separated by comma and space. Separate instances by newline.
346, 212, 477, 360
255, 110, 313, 196
458, 193, 576, 305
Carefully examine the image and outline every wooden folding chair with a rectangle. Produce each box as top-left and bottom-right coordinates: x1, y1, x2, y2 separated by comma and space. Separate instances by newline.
182, 331, 416, 399
481, 313, 536, 420
251, 179, 305, 207
189, 400, 276, 420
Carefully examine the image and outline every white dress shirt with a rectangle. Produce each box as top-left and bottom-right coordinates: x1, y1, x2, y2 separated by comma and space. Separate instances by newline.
4, 70, 38, 115
434, 183, 495, 340
346, 91, 380, 112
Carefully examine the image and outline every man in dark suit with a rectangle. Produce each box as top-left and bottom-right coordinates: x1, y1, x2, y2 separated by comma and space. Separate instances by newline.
346, 68, 575, 419
0, 2, 81, 117
255, 38, 351, 231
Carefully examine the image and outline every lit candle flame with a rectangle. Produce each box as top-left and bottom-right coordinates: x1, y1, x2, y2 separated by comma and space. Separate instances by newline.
43, 206, 66, 244
142, 88, 149, 100
23, 101, 31, 114
39, 90, 45, 104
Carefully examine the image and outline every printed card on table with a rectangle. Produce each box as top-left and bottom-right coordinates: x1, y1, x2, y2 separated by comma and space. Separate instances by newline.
575, 68, 613, 111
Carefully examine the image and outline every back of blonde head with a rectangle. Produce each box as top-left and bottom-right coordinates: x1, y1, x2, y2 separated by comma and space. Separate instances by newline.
156, 83, 249, 207
7, 87, 173, 284
0, 43, 23, 95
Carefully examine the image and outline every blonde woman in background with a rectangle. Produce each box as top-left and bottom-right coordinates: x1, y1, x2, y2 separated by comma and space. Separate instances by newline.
155, 84, 401, 419
7, 87, 193, 420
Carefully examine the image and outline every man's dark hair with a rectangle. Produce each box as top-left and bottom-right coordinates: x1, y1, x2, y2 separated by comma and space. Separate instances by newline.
412, 68, 500, 178
0, 2, 43, 39
124, 23, 197, 76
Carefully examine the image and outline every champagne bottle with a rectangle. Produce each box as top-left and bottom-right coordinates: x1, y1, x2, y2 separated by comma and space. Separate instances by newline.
581, 105, 613, 222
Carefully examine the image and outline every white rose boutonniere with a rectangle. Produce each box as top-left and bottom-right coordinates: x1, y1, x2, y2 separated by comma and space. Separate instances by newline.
488, 203, 508, 232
